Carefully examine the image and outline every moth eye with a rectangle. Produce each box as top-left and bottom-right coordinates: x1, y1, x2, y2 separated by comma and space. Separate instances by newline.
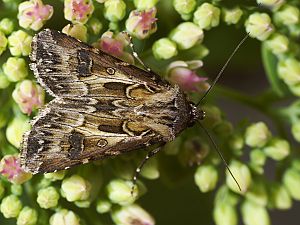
97, 139, 108, 148
106, 67, 115, 75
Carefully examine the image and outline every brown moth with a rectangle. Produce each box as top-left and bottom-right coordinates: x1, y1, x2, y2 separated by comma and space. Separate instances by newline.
20, 29, 204, 174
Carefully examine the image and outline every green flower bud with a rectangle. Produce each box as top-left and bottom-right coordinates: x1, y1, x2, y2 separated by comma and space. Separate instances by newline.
274, 5, 299, 25
96, 198, 112, 213
213, 121, 233, 137
226, 160, 252, 194
37, 186, 60, 209
173, 0, 196, 19
169, 22, 203, 50
213, 202, 238, 225
17, 206, 38, 225
245, 122, 271, 148
11, 184, 23, 196
74, 200, 91, 208
215, 186, 239, 206
278, 57, 300, 86
228, 134, 244, 156
193, 3, 220, 30
241, 201, 270, 225
61, 175, 91, 202
194, 164, 218, 192
250, 149, 266, 171
291, 159, 300, 171
0, 18, 14, 35
264, 33, 289, 55
0, 31, 7, 55
112, 204, 155, 225
133, 0, 159, 10
0, 195, 22, 218
44, 171, 66, 181
49, 209, 80, 225
283, 168, 300, 200
6, 116, 30, 148
245, 180, 268, 206
104, 0, 126, 22
292, 121, 300, 142
0, 70, 10, 89
3, 57, 28, 82
257, 0, 285, 11
245, 13, 274, 41
62, 24, 88, 42
140, 157, 159, 179
107, 179, 139, 205
8, 30, 32, 56
152, 38, 177, 59
269, 183, 292, 209
87, 18, 103, 35
222, 7, 243, 25
263, 138, 290, 160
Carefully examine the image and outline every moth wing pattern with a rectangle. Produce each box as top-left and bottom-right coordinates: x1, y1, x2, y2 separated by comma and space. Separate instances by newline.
21, 29, 194, 174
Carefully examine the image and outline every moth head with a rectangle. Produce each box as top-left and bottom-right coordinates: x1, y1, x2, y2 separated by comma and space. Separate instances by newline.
188, 103, 205, 127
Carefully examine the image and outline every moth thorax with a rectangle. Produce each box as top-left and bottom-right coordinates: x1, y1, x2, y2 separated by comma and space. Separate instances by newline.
189, 103, 205, 126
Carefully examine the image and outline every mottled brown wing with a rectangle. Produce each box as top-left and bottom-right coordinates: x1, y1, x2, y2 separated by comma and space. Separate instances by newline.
20, 29, 192, 174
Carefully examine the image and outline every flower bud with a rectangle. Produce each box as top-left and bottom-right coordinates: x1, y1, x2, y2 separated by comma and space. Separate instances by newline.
18, 0, 53, 31
213, 121, 233, 137
283, 167, 300, 200
3, 57, 28, 82
87, 18, 102, 35
11, 184, 23, 196
257, 0, 285, 11
140, 157, 159, 180
213, 202, 238, 225
107, 179, 139, 205
264, 33, 289, 55
215, 185, 239, 206
0, 70, 10, 89
250, 149, 266, 167
241, 201, 270, 225
0, 31, 7, 56
96, 198, 112, 213
44, 171, 66, 181
269, 183, 292, 209
226, 160, 252, 194
245, 180, 268, 206
49, 209, 80, 225
292, 121, 300, 142
263, 138, 290, 160
6, 116, 30, 148
64, 0, 94, 24
8, 30, 32, 56
228, 134, 244, 156
173, 0, 196, 19
169, 22, 204, 49
61, 174, 91, 202
291, 159, 300, 171
112, 204, 155, 225
245, 122, 271, 148
125, 8, 157, 40
133, 0, 159, 10
37, 186, 60, 209
0, 195, 22, 218
277, 57, 300, 86
62, 24, 88, 42
152, 38, 177, 59
245, 13, 274, 41
274, 5, 299, 25
193, 3, 220, 30
0, 155, 32, 184
104, 0, 126, 22
74, 200, 91, 208
0, 18, 14, 35
222, 7, 243, 25
17, 206, 38, 225
194, 164, 218, 192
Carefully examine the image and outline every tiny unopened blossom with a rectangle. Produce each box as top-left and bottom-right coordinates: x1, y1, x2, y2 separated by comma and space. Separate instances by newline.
264, 33, 289, 55
0, 195, 22, 218
64, 0, 94, 24
283, 167, 300, 200
133, 0, 159, 10
17, 206, 38, 225
6, 116, 30, 148
0, 31, 7, 56
278, 57, 300, 86
274, 5, 299, 25
213, 202, 238, 225
0, 70, 10, 89
245, 180, 268, 206
245, 13, 274, 41
18, 0, 53, 31
228, 134, 244, 155
263, 138, 290, 160
0, 18, 14, 35
241, 201, 270, 225
11, 184, 23, 196
269, 183, 292, 209
49, 209, 80, 225
87, 18, 102, 35
112, 204, 155, 225
245, 122, 271, 148
215, 186, 239, 206
193, 3, 221, 30
292, 121, 300, 142
167, 60, 209, 92
0, 155, 32, 184
61, 174, 91, 202
140, 157, 159, 179
62, 24, 88, 42
8, 30, 32, 56
257, 0, 285, 11
96, 198, 112, 213
222, 7, 243, 25
12, 80, 44, 115
194, 164, 218, 192
173, 0, 196, 20
104, 0, 126, 22
126, 8, 157, 40
250, 149, 266, 169
152, 38, 177, 59
74, 200, 91, 208
3, 57, 28, 82
169, 22, 204, 49
37, 186, 60, 209
44, 170, 66, 181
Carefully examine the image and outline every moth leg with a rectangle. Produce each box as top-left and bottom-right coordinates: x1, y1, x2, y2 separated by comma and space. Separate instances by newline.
131, 145, 164, 195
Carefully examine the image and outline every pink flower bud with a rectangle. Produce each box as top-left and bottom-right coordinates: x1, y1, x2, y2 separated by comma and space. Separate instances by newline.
64, 0, 94, 24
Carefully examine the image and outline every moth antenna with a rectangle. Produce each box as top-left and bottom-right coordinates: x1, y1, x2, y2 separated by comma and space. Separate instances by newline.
131, 146, 163, 196
121, 31, 152, 72
196, 121, 242, 192
196, 33, 250, 106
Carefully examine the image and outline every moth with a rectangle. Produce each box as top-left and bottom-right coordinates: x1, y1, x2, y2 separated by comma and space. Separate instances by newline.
20, 29, 204, 176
